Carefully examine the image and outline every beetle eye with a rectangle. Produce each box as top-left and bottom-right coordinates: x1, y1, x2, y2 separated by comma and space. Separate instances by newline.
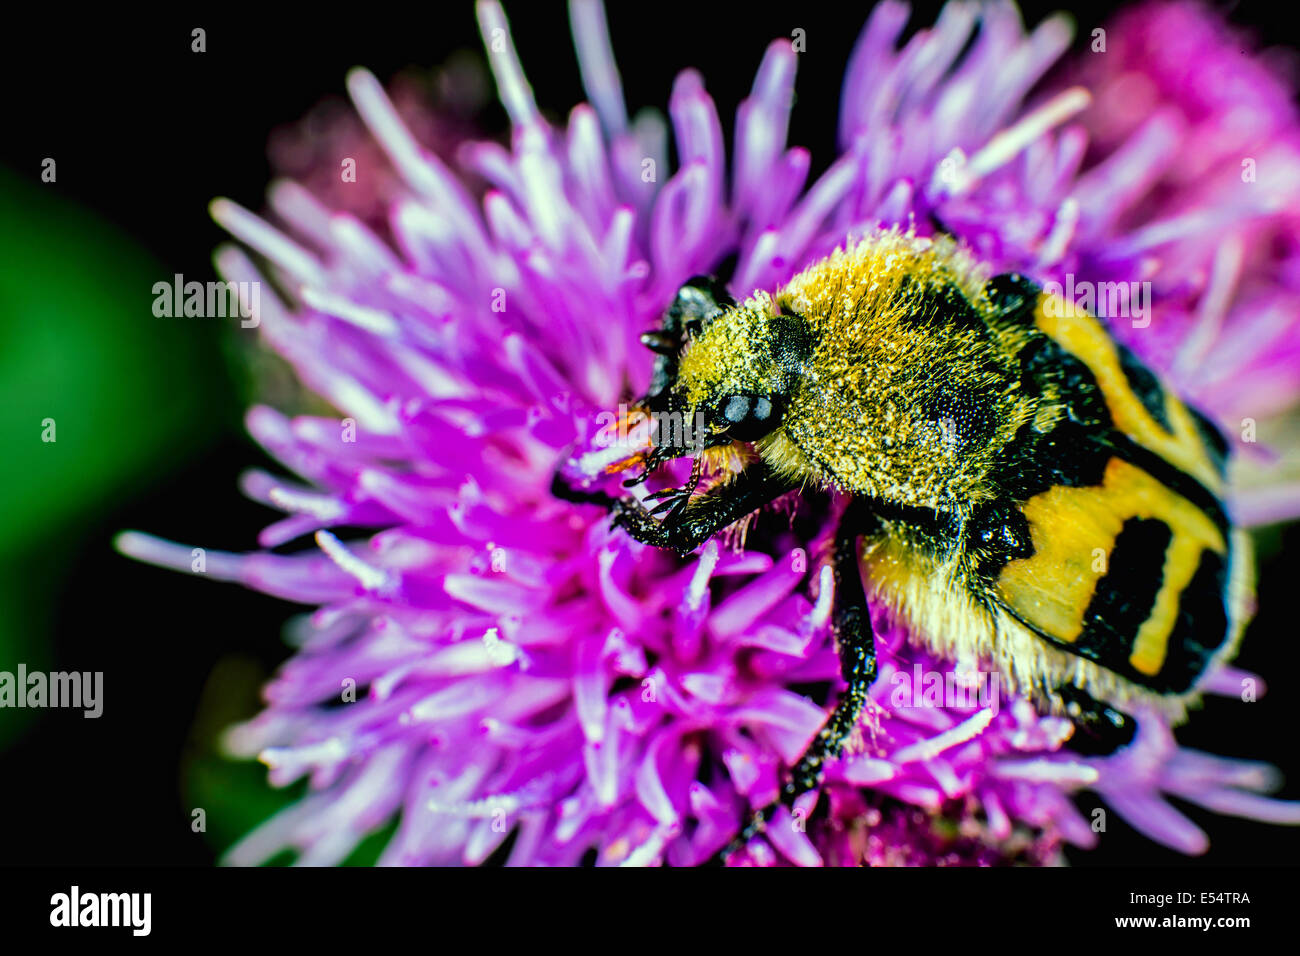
715, 394, 781, 441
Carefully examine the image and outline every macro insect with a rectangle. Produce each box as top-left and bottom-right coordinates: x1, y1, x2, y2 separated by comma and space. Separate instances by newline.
554, 227, 1252, 859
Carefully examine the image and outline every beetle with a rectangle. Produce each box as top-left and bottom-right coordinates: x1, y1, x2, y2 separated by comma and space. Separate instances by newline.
554, 227, 1252, 857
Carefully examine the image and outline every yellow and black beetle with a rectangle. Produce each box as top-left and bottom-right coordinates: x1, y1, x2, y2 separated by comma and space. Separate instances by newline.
554, 227, 1252, 856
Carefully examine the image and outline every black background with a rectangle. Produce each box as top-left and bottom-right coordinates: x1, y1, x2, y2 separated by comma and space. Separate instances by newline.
2, 1, 1298, 867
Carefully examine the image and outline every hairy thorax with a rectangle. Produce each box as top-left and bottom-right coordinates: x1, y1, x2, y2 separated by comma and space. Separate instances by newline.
761, 232, 1039, 513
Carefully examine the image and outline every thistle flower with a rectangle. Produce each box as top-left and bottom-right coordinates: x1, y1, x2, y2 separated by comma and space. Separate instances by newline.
118, 0, 1300, 866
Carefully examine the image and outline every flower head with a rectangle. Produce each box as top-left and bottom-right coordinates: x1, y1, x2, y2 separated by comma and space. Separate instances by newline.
120, 0, 1300, 865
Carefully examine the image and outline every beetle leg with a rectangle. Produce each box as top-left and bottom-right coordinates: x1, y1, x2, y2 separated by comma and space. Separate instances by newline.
722, 497, 879, 861
1056, 685, 1137, 755
610, 461, 794, 556
552, 459, 794, 557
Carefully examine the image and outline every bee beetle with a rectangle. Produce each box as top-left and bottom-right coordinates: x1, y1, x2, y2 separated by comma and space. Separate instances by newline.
555, 227, 1253, 859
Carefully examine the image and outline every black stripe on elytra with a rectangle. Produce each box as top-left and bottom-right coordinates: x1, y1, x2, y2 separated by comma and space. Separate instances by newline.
995, 419, 1113, 503
994, 411, 1228, 543
1018, 334, 1113, 431
1012, 315, 1228, 521
994, 273, 1173, 439
1116, 344, 1172, 431
1071, 517, 1171, 673
1149, 547, 1230, 693
1103, 432, 1231, 540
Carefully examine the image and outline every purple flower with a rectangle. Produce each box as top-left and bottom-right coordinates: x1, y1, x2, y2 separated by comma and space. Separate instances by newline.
119, 0, 1300, 866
